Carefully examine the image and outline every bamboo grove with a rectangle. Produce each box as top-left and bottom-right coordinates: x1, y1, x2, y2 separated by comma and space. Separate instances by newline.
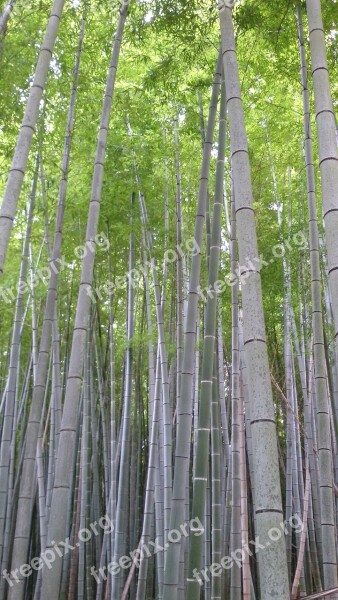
0, 0, 337, 598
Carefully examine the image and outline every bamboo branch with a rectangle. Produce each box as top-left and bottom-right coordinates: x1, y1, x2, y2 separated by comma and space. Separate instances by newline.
121, 543, 141, 600
300, 589, 338, 599
291, 451, 310, 599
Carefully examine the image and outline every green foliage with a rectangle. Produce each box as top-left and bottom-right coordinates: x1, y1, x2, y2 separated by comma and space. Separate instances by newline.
0, 0, 337, 383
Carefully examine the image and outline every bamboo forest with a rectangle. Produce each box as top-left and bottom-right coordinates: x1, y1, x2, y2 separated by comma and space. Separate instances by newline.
0, 0, 338, 598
